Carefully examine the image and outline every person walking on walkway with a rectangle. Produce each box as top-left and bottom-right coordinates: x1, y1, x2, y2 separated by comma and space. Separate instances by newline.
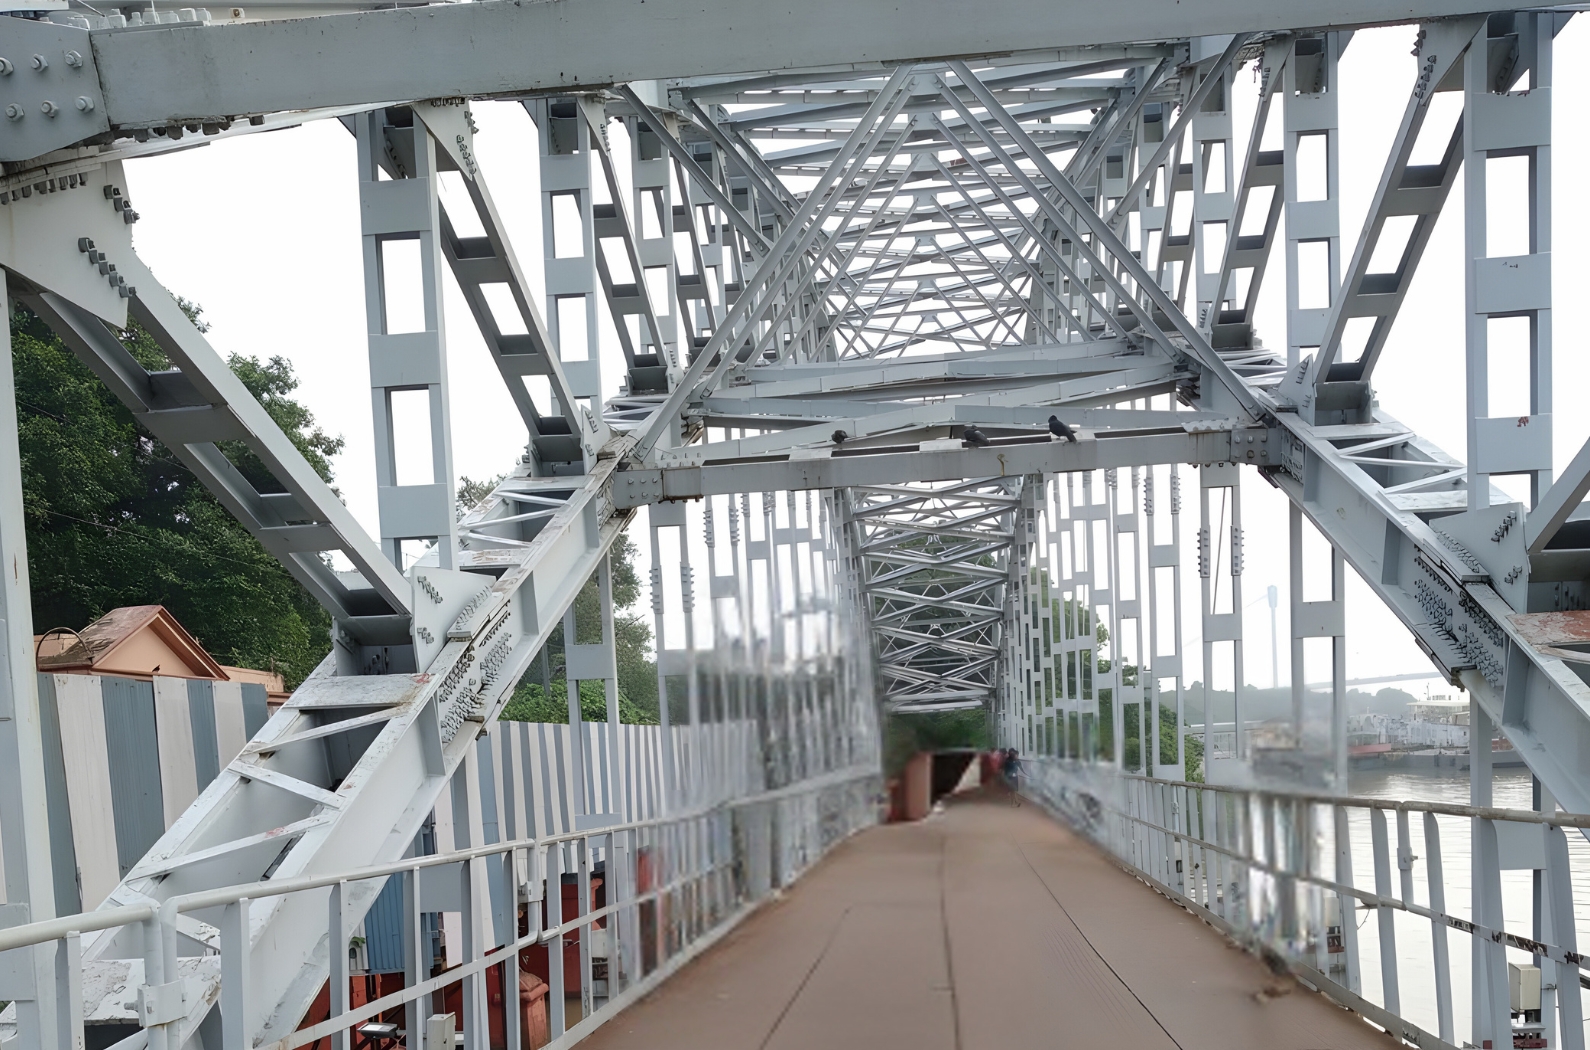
1000, 748, 1023, 806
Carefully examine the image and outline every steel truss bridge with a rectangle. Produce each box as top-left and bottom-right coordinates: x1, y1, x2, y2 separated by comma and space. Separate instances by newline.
0, 2, 1587, 1049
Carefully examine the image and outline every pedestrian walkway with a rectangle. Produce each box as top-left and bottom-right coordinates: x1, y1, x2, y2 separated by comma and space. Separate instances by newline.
580, 789, 1399, 1050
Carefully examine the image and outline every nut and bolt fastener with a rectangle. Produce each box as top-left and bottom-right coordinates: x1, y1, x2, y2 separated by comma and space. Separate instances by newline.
30, 54, 47, 71
3, 104, 22, 121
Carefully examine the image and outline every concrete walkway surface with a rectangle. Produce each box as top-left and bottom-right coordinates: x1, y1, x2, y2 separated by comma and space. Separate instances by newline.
580, 789, 1399, 1050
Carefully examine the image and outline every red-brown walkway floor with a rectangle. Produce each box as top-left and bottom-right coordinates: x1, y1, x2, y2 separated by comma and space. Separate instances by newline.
579, 790, 1397, 1050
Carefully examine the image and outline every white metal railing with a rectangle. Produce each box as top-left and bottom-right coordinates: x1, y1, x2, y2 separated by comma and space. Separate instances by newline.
0, 766, 881, 1050
1026, 759, 1589, 1050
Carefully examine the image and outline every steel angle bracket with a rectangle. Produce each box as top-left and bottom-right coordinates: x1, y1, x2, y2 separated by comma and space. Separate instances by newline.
0, 19, 108, 163
1, 160, 133, 325
410, 567, 492, 669
413, 97, 477, 179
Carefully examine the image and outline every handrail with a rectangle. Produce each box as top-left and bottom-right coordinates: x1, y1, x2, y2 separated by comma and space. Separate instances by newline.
1110, 769, 1590, 827
0, 764, 878, 956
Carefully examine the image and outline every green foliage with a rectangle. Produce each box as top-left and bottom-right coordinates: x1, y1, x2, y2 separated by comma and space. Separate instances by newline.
500, 679, 659, 725
455, 475, 501, 520
497, 532, 661, 724
1183, 733, 1204, 783
1120, 699, 1199, 780
883, 708, 990, 776
12, 303, 337, 687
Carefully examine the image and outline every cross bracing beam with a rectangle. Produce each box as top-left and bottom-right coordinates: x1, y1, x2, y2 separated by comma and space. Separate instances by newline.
618, 428, 1273, 508
848, 478, 1015, 708
22, 277, 410, 635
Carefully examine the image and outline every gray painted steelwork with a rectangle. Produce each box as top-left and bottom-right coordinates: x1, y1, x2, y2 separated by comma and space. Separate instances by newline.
2, 4, 1590, 1050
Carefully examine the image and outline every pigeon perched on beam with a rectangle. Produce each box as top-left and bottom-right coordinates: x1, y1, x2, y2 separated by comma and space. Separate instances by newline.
963, 426, 991, 448
831, 429, 848, 446
1048, 415, 1079, 443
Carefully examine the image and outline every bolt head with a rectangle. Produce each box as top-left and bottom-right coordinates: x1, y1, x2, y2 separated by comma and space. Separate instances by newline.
30, 54, 46, 71
3, 104, 20, 120
40, 100, 58, 117
0, 58, 12, 75
75, 96, 93, 112
65, 50, 83, 68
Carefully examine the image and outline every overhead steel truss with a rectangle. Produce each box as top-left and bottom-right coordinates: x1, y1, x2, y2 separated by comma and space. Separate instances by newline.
2, 3, 1590, 1049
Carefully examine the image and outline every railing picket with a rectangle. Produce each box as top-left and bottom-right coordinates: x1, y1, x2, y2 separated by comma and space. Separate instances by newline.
1547, 825, 1585, 1050
61, 931, 82, 1050
1421, 814, 1454, 1045
547, 840, 567, 1038
221, 898, 250, 1050
1394, 810, 1414, 907
501, 849, 521, 1050
1369, 808, 1399, 1015
328, 881, 348, 1050
1473, 817, 1511, 1050
457, 859, 475, 1050
1332, 805, 1361, 994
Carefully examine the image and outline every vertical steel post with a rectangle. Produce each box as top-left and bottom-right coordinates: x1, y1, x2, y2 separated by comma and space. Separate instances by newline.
1198, 463, 1243, 767
355, 111, 458, 571
534, 98, 604, 416
1145, 467, 1185, 777
0, 274, 60, 1049
1464, 16, 1553, 509
1191, 59, 1235, 327
1282, 35, 1342, 373
1104, 469, 1124, 766
630, 106, 682, 378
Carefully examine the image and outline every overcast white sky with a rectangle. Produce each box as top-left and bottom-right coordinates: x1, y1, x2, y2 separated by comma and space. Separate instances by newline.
115, 20, 1590, 694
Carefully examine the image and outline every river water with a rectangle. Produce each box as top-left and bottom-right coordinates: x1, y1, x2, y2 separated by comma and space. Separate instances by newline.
1341, 768, 1590, 1044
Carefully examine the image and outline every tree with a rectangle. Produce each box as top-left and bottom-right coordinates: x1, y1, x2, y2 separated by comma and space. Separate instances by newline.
883, 708, 989, 776
455, 475, 499, 521
496, 530, 661, 725
12, 302, 338, 687
500, 679, 659, 725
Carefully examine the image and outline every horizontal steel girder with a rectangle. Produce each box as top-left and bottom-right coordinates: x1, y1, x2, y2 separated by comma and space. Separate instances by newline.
63, 0, 1534, 145
615, 428, 1272, 508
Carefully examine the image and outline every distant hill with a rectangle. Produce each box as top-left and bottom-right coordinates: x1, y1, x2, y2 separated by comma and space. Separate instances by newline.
1183, 684, 1427, 721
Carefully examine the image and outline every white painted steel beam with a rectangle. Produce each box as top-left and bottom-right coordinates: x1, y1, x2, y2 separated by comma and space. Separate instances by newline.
67, 0, 1541, 149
